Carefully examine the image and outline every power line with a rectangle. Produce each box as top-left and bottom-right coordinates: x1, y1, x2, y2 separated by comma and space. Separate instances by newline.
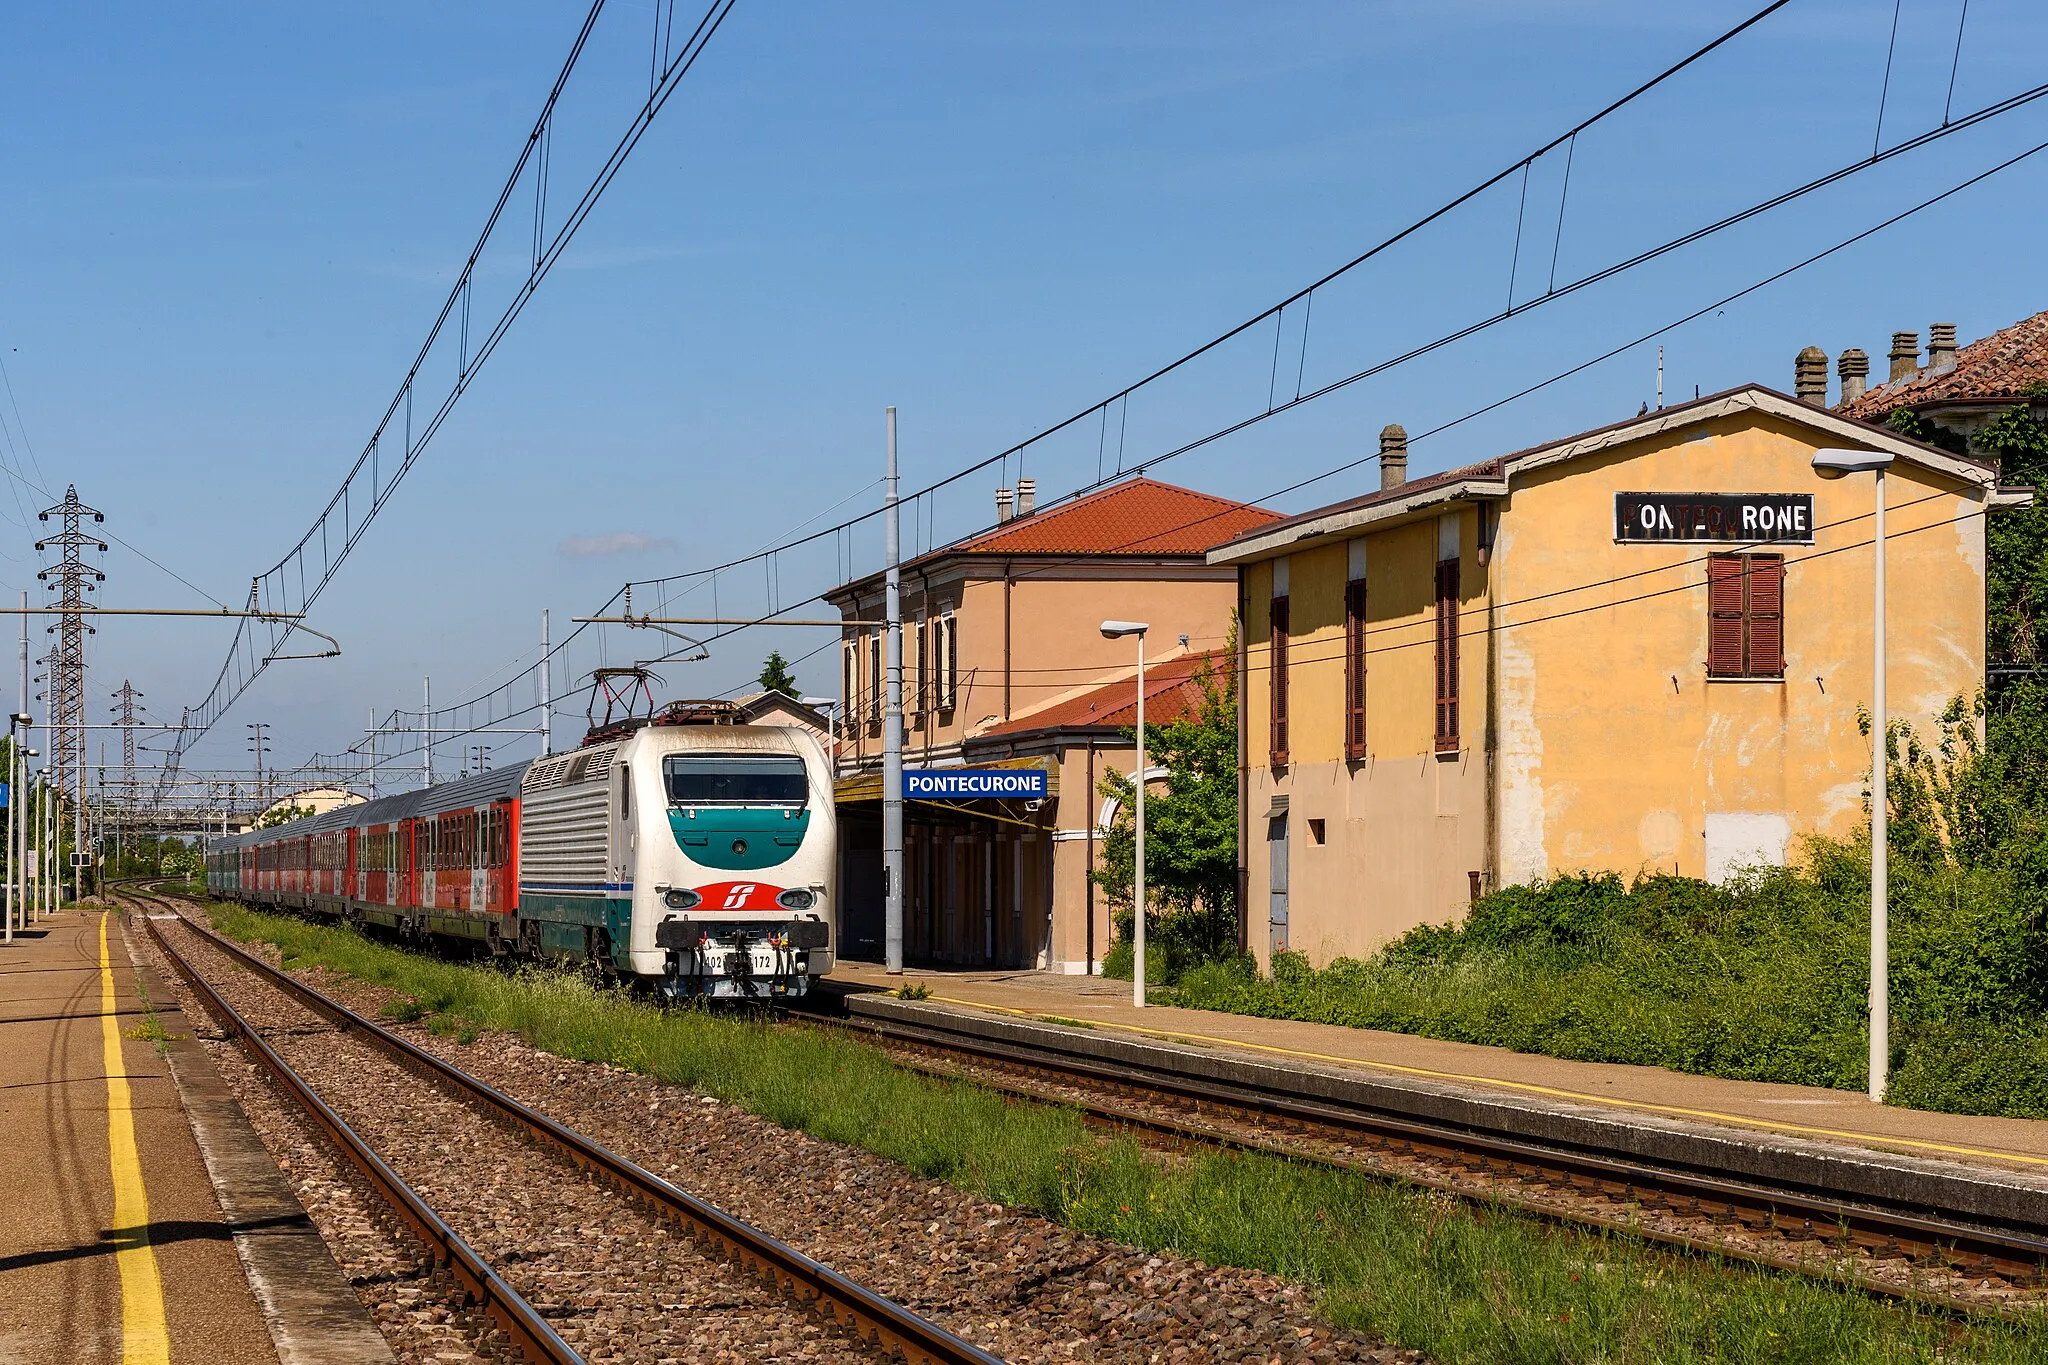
614, 51, 2044, 635
617, 124, 2048, 671
158, 0, 742, 781
342, 107, 2046, 778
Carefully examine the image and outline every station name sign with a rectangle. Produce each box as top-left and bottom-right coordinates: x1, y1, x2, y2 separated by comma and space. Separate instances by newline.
903, 768, 1048, 800
1614, 491, 1814, 544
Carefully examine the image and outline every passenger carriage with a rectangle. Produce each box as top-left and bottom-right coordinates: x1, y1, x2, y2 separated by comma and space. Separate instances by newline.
204, 713, 835, 999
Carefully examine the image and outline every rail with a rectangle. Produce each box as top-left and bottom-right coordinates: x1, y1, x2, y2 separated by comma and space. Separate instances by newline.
134, 890, 1004, 1365
817, 1002, 2048, 1314
135, 905, 581, 1364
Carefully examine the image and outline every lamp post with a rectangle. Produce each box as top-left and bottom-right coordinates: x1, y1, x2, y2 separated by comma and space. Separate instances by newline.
1813, 445, 1896, 1102
1101, 621, 1150, 1006
6, 715, 28, 940
37, 766, 51, 919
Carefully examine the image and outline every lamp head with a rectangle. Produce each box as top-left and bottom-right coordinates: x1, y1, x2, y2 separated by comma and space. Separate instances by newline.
24, 748, 37, 758
1811, 447, 1893, 479
11, 713, 28, 726
1100, 620, 1150, 639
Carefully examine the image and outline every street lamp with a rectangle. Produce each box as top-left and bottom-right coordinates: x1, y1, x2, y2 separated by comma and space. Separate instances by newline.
5, 715, 28, 941
1812, 445, 1896, 1102
1101, 620, 1150, 1007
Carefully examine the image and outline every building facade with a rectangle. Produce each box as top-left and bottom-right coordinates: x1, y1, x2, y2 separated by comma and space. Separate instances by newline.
827, 477, 1277, 969
1210, 385, 2024, 968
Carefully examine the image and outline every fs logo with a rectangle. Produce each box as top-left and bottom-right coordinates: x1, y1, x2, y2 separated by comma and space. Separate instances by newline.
697, 881, 782, 912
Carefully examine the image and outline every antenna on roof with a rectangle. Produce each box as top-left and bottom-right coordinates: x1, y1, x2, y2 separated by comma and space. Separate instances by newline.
1657, 346, 1665, 411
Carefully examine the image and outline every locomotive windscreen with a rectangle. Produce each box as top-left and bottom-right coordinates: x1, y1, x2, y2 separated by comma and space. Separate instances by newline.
664, 754, 809, 806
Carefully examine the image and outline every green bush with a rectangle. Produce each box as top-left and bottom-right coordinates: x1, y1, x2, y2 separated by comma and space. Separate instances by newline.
1172, 851, 2048, 1118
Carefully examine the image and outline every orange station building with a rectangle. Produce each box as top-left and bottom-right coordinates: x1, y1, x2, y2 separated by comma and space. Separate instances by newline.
826, 478, 1277, 970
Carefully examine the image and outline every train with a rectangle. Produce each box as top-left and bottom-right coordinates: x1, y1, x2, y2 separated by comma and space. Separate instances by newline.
205, 707, 837, 1000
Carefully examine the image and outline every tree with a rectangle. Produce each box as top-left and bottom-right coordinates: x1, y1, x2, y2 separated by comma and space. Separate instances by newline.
757, 650, 798, 696
1091, 648, 1241, 979
258, 803, 315, 829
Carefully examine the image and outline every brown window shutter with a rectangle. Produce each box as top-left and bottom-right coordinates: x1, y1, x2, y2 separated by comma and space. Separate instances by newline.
1344, 578, 1367, 760
1434, 559, 1460, 753
1269, 595, 1290, 767
1746, 554, 1785, 677
1706, 555, 1746, 678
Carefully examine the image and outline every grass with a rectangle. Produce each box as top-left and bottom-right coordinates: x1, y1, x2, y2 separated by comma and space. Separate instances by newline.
204, 900, 2046, 1364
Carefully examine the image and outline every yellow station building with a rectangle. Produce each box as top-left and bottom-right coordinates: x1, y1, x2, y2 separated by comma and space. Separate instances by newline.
1208, 384, 2029, 968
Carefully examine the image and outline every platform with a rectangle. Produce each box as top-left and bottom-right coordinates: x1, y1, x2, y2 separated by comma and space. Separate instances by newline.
825, 961, 2048, 1181
0, 907, 388, 1365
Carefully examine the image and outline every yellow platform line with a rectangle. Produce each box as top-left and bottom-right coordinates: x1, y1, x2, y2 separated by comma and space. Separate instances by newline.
100, 912, 169, 1365
917, 990, 2048, 1170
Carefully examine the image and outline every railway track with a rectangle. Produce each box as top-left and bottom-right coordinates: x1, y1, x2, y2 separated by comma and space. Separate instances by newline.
814, 1002, 2048, 1316
123, 888, 1003, 1365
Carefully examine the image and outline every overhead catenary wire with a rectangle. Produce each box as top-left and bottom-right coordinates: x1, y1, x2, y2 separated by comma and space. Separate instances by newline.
157, 0, 742, 782
169, 0, 2038, 788
603, 127, 2048, 674
255, 111, 2042, 791
616, 53, 2045, 625
622, 0, 1809, 602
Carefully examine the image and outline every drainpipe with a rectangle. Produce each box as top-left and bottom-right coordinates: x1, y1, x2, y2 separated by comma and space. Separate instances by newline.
1235, 578, 1250, 954
1002, 560, 1014, 721
1481, 505, 1501, 902
1085, 738, 1097, 975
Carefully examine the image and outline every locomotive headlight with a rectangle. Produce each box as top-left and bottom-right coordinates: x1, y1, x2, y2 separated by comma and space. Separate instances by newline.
775, 888, 815, 911
664, 887, 702, 910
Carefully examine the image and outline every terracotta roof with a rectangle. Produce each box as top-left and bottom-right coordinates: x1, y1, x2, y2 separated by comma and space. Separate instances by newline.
1209, 456, 1505, 555
1212, 382, 1998, 563
1838, 309, 2048, 419
979, 649, 1228, 737
948, 477, 1280, 557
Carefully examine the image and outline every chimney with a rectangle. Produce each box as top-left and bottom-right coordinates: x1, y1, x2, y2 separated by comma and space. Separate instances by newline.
1928, 322, 1958, 373
995, 487, 1014, 523
1837, 348, 1869, 406
1794, 346, 1828, 405
1379, 423, 1408, 491
1016, 477, 1035, 517
1889, 330, 1920, 383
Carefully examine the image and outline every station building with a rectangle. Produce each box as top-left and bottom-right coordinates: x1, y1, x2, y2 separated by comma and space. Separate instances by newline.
1208, 383, 2028, 968
827, 477, 1277, 970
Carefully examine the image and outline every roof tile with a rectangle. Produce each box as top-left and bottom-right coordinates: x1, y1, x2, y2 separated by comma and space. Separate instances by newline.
979, 649, 1228, 737
1838, 308, 2048, 419
950, 478, 1280, 557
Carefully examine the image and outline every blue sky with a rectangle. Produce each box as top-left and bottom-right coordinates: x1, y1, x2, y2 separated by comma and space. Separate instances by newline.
2, 0, 2044, 785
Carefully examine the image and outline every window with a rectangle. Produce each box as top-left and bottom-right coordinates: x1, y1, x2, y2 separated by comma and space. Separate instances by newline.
1307, 818, 1326, 845
1344, 577, 1368, 761
1434, 558, 1460, 754
664, 754, 810, 806
867, 631, 883, 729
912, 614, 928, 722
841, 640, 858, 737
933, 612, 957, 711
1707, 554, 1784, 679
1269, 595, 1290, 767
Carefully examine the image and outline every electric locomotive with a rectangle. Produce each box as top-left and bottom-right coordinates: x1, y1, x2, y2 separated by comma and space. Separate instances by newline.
205, 709, 836, 1000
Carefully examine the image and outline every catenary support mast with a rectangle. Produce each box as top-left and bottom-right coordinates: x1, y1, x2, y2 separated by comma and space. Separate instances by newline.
883, 408, 905, 974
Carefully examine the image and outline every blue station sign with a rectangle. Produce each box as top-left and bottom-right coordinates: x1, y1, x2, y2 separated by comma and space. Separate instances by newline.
904, 768, 1048, 800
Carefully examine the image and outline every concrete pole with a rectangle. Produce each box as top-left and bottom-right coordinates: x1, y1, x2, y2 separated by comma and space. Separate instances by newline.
367, 707, 379, 800
1869, 468, 1889, 1103
1133, 632, 1147, 1008
540, 609, 552, 756
883, 407, 905, 974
